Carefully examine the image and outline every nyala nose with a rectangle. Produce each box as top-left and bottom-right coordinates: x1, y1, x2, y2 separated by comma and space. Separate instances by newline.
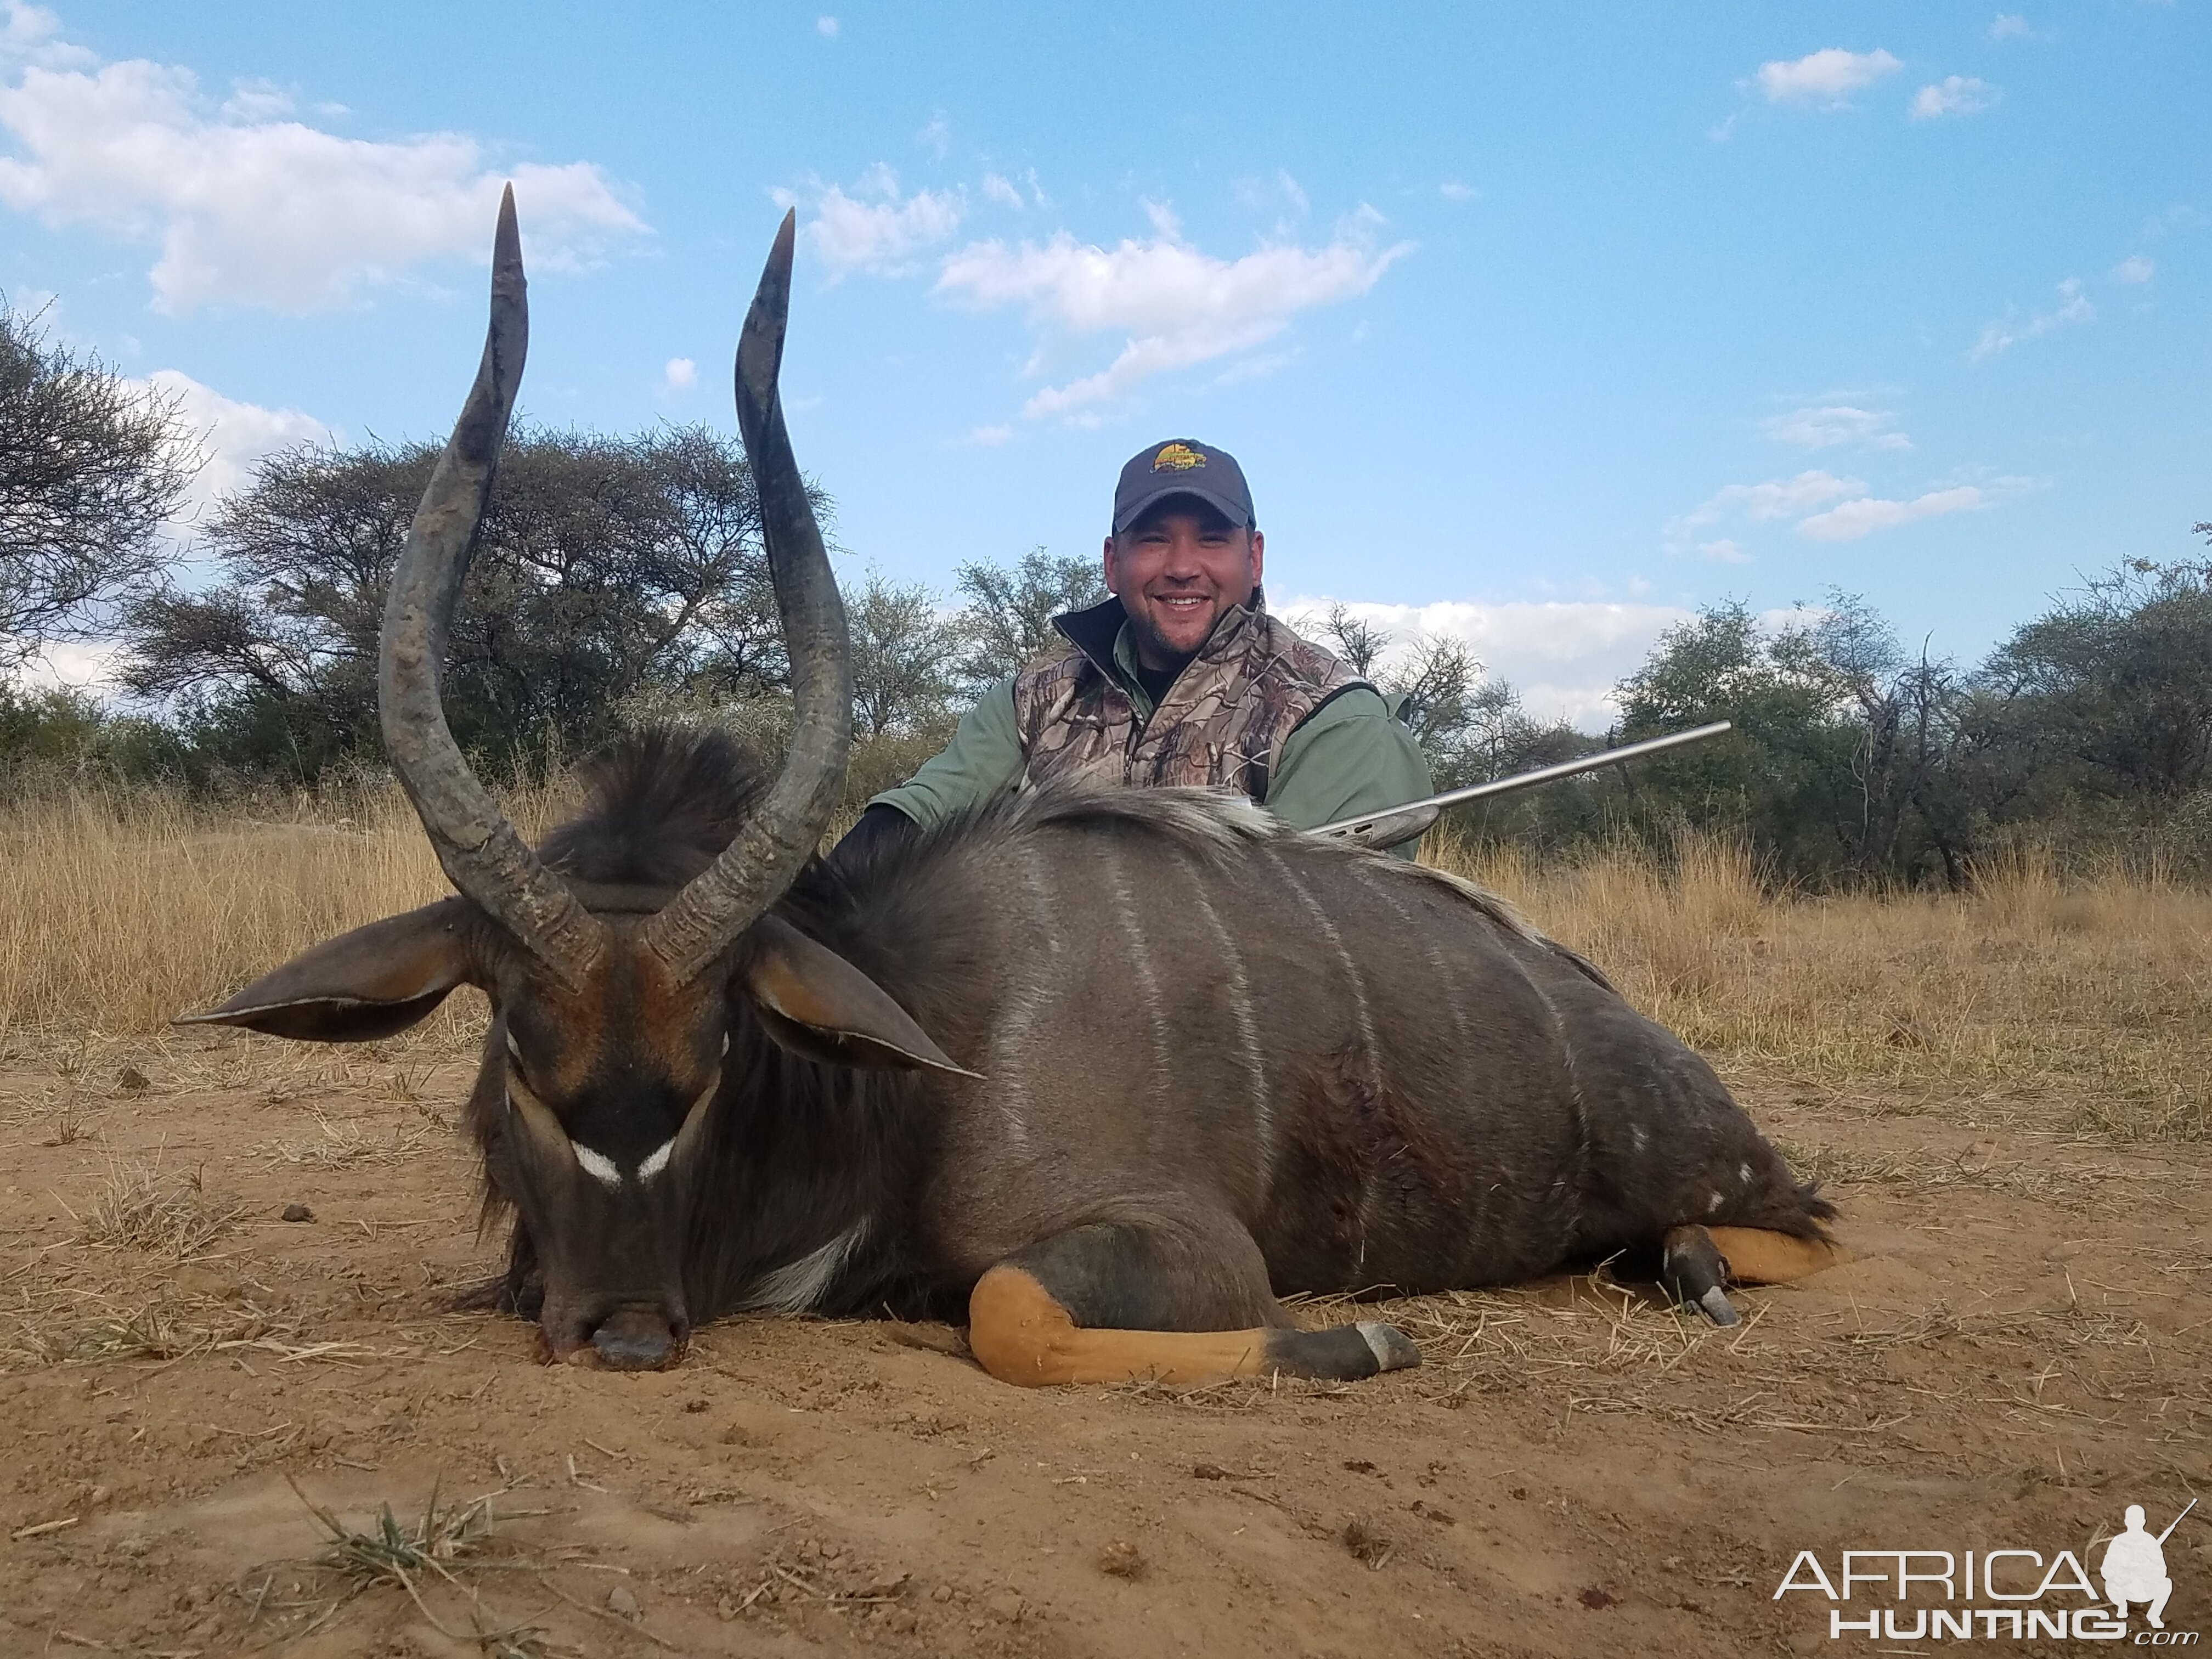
589, 1305, 681, 1370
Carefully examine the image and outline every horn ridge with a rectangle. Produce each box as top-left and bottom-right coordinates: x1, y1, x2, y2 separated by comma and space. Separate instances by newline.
645, 211, 854, 982
379, 184, 605, 986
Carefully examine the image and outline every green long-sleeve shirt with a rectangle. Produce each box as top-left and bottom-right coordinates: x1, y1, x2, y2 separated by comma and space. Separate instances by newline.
870, 620, 1434, 854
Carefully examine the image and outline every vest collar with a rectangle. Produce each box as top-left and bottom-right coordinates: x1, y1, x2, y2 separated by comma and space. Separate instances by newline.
1052, 588, 1272, 701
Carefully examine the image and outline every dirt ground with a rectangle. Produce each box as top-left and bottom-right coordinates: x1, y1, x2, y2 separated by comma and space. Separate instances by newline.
1, 1032, 2207, 1659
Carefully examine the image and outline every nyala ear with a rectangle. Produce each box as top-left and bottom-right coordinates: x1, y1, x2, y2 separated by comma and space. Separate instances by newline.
739, 916, 978, 1076
176, 900, 476, 1042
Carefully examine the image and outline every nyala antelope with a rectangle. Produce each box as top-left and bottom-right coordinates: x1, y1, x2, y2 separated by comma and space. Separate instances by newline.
187, 195, 1843, 1381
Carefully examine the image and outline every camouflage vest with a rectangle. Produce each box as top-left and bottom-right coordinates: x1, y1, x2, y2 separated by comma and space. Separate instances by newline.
1011, 595, 1368, 800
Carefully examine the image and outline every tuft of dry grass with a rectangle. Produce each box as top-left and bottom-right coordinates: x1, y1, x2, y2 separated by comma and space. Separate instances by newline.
277, 1479, 562, 1656
263, 1109, 433, 1169
69, 1152, 244, 1257
0, 1253, 299, 1369
1429, 828, 2212, 1143
296, 1477, 500, 1586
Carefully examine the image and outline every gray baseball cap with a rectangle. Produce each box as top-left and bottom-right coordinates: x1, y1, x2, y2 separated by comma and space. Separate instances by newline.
1112, 438, 1255, 535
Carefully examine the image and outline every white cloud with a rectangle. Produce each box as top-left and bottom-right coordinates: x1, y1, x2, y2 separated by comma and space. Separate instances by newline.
2141, 204, 2206, 239
981, 172, 1024, 211
1795, 484, 1988, 541
2114, 253, 2155, 284
1989, 13, 2033, 39
0, 2, 90, 70
9, 637, 122, 690
1439, 179, 1476, 202
1213, 351, 1294, 387
916, 115, 950, 160
1282, 596, 1696, 730
1672, 466, 2016, 550
661, 356, 696, 392
799, 164, 964, 278
1670, 470, 1863, 541
816, 15, 838, 37
1911, 75, 2000, 119
935, 214, 1411, 418
219, 77, 292, 121
0, 25, 645, 314
143, 368, 333, 523
1970, 276, 2093, 358
1755, 47, 1903, 106
1760, 404, 1911, 451
951, 422, 1013, 448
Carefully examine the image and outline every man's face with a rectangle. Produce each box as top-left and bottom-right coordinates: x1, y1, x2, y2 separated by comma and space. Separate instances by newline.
1102, 503, 1265, 672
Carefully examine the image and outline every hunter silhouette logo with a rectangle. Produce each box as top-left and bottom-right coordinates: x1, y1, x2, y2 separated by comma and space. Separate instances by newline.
1152, 442, 1206, 472
1774, 1497, 2200, 1643
2106, 1501, 2194, 1630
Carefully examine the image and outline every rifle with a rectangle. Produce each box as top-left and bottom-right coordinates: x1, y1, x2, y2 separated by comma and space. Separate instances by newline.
1313, 720, 1735, 849
2157, 1498, 2198, 1545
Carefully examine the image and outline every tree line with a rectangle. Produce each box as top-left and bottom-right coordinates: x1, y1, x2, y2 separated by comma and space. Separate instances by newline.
5, 292, 2209, 884
1375, 562, 2212, 885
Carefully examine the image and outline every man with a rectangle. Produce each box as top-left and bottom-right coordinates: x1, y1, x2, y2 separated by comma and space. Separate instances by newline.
2101, 1505, 2175, 1629
853, 438, 1431, 851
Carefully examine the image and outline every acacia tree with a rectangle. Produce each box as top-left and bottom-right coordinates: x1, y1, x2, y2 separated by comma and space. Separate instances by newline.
1612, 600, 1864, 875
0, 297, 199, 672
1310, 601, 1388, 677
949, 546, 1106, 689
122, 425, 801, 777
848, 569, 960, 738
1967, 555, 2212, 814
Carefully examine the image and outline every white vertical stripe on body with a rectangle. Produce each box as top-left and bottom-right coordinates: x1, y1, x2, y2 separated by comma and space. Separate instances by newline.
983, 843, 1063, 1151
1353, 863, 1471, 1057
1262, 846, 1380, 1077
1184, 859, 1274, 1194
1099, 839, 1174, 1137
1262, 844, 1383, 1269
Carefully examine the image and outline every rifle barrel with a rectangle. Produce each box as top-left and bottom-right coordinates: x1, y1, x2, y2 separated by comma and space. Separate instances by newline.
2155, 1498, 2197, 1545
1311, 719, 1735, 845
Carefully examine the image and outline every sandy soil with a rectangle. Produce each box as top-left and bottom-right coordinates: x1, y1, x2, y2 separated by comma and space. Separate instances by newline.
1, 1036, 2205, 1658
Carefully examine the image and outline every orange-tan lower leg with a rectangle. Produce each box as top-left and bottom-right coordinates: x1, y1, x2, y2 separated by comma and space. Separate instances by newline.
967, 1265, 1274, 1387
1706, 1226, 1851, 1284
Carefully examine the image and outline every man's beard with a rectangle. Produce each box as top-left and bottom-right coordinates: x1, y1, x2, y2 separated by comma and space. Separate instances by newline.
1127, 610, 1200, 672
1126, 592, 1242, 670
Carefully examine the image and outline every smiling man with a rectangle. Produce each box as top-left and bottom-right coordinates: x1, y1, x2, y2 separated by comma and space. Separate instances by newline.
858, 438, 1431, 853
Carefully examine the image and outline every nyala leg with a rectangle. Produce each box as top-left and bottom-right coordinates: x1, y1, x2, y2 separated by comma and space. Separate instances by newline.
1661, 1224, 1741, 1325
967, 1221, 1420, 1388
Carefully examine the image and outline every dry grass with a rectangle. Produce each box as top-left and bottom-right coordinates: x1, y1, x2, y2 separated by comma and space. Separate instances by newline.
2, 780, 2207, 1144
1, 1246, 298, 1368
68, 1150, 244, 1257
0, 775, 574, 1047
266, 1480, 567, 1657
1251, 1262, 2204, 1452
261, 1109, 435, 1169
1378, 1276, 2192, 1441
1430, 830, 2212, 1143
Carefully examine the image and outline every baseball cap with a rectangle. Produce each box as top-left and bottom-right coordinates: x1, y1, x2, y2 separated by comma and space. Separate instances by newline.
1111, 439, 1255, 535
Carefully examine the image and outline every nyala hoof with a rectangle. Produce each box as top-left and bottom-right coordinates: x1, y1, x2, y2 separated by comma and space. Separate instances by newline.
1661, 1224, 1742, 1325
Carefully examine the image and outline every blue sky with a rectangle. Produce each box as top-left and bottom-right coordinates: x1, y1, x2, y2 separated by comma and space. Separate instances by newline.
4, 1, 2205, 723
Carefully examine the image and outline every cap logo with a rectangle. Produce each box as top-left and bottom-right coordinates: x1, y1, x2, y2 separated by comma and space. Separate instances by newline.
1151, 443, 1205, 472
